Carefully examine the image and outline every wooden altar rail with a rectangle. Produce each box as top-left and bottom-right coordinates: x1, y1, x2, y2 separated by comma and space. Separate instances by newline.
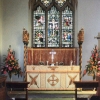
74, 81, 99, 100
6, 81, 30, 100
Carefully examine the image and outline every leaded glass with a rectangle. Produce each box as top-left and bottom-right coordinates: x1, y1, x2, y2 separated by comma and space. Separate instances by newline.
33, 6, 45, 47
32, 0, 75, 48
41, 0, 52, 7
55, 0, 66, 7
62, 6, 73, 47
48, 7, 60, 47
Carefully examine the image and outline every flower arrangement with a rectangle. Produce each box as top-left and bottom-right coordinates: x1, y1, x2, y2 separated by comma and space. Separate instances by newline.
82, 45, 100, 80
1, 45, 23, 79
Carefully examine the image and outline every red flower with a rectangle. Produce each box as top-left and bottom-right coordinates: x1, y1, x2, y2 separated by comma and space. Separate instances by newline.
82, 45, 100, 80
8, 67, 12, 71
1, 45, 23, 79
3, 70, 7, 74
83, 70, 87, 76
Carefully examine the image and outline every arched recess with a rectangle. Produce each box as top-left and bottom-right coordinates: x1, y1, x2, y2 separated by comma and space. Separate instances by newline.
28, 0, 78, 48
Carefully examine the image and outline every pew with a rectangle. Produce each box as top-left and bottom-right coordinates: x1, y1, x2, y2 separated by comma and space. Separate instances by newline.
6, 81, 30, 100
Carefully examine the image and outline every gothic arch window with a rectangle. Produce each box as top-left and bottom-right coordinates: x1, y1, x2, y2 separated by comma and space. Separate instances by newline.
31, 0, 77, 47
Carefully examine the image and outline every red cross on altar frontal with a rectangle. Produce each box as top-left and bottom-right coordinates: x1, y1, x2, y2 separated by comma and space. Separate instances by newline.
49, 49, 56, 65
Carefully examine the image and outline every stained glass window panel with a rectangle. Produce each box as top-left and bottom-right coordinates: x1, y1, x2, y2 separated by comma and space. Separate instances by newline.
62, 6, 73, 47
48, 7, 60, 47
33, 6, 45, 47
41, 0, 52, 7
55, 0, 66, 7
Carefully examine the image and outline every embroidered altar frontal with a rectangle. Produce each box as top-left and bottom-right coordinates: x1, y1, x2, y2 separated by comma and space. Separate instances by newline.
26, 65, 80, 90
27, 48, 78, 65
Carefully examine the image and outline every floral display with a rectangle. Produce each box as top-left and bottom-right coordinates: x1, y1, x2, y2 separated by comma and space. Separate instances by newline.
1, 46, 23, 79
82, 45, 100, 80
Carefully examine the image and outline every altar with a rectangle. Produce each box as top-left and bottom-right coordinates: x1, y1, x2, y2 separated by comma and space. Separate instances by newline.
24, 47, 80, 90
26, 65, 80, 90
22, 28, 84, 90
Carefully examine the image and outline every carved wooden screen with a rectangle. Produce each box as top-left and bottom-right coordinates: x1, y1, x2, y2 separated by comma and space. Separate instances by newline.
31, 0, 75, 47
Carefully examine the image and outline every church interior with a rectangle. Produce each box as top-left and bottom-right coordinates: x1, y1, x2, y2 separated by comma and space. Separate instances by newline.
0, 0, 100, 100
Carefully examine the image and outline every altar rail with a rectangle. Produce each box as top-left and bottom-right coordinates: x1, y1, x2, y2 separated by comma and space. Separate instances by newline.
27, 48, 78, 65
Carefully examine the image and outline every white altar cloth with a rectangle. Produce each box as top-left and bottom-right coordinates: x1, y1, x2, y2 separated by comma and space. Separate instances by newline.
26, 65, 80, 90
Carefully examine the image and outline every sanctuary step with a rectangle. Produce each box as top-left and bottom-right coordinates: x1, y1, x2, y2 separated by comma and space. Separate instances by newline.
77, 98, 87, 100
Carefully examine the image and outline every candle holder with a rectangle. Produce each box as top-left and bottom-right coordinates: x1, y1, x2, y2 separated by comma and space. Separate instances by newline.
77, 28, 84, 81
56, 62, 58, 66
23, 28, 29, 45
47, 61, 49, 66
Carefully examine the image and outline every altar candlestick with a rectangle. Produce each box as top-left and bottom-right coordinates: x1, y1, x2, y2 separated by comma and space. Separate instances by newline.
40, 51, 41, 61
49, 49, 56, 63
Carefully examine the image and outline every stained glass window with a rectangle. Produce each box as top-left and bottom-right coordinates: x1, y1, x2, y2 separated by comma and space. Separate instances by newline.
48, 7, 59, 47
32, 0, 75, 48
33, 6, 45, 47
41, 0, 52, 7
62, 6, 73, 47
55, 0, 66, 7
